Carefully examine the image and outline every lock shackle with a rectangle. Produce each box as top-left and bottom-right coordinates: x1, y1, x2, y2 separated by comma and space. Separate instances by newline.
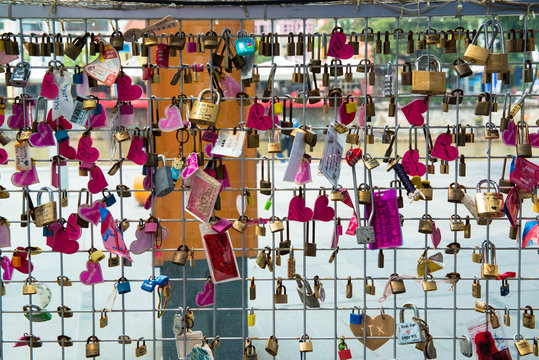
514, 334, 524, 342
87, 335, 99, 343
408, 125, 418, 149
415, 54, 441, 72
197, 88, 221, 105
293, 273, 314, 294
137, 338, 145, 347
157, 154, 167, 168
476, 178, 500, 193
399, 303, 419, 322
484, 19, 505, 53
481, 240, 496, 264
36, 186, 54, 205
471, 21, 489, 46
516, 120, 530, 145
78, 188, 90, 207
523, 305, 533, 315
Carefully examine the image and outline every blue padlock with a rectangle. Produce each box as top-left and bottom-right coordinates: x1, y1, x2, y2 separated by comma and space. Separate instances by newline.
141, 277, 156, 292
117, 277, 131, 294
154, 275, 169, 286
55, 129, 69, 143
93, 103, 103, 116
43, 224, 53, 237
349, 306, 363, 325
72, 65, 83, 84
142, 165, 148, 176
101, 189, 116, 207
500, 278, 509, 296
235, 30, 255, 56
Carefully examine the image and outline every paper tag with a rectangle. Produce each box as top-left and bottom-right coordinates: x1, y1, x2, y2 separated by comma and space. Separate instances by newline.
84, 34, 120, 86
185, 169, 221, 223
52, 69, 75, 121
199, 223, 240, 284
211, 130, 246, 158
510, 157, 539, 193
319, 124, 344, 187
15, 141, 31, 170
366, 189, 402, 249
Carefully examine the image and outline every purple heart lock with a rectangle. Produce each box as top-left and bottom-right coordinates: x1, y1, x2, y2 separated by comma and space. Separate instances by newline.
116, 73, 143, 102
29, 122, 56, 147
78, 200, 105, 226
158, 104, 183, 132
80, 260, 104, 285
11, 160, 39, 187
196, 279, 215, 307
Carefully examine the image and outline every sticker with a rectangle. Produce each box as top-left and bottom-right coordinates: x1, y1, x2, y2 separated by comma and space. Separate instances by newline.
84, 34, 120, 86
200, 223, 240, 284
14, 141, 31, 171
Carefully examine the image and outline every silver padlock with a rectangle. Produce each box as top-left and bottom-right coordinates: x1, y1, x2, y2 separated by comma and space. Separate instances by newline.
398, 304, 424, 345
153, 155, 175, 197
460, 335, 473, 357
294, 274, 320, 308
11, 62, 31, 87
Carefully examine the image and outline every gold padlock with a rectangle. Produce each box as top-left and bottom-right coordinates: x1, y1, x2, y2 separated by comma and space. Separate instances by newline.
265, 335, 279, 356
274, 280, 288, 304
514, 335, 533, 356
447, 182, 465, 203
269, 216, 284, 233
100, 310, 108, 328
412, 54, 446, 95
57, 275, 72, 286
480, 240, 498, 279
189, 89, 221, 126
418, 214, 434, 234
299, 334, 313, 352
487, 306, 500, 328
475, 179, 504, 218
256, 247, 269, 269
463, 22, 490, 65
449, 214, 465, 231
244, 338, 257, 360
135, 338, 147, 357
23, 276, 37, 295
331, 189, 344, 202
504, 307, 511, 327
523, 305, 536, 329
472, 246, 482, 263
34, 187, 57, 227
365, 276, 375, 295
232, 216, 249, 233
472, 277, 482, 299
249, 277, 256, 300
422, 274, 437, 292
516, 120, 532, 158
172, 245, 189, 266
357, 183, 371, 205
85, 336, 100, 358
390, 273, 406, 294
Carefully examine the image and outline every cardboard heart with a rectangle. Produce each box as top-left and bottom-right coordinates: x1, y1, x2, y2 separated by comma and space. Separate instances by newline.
8, 102, 30, 129
0, 222, 10, 247
40, 71, 59, 99
502, 120, 516, 146
350, 313, 394, 351
401, 99, 428, 126
78, 200, 104, 225
431, 132, 459, 161
247, 103, 274, 131
0, 148, 8, 165
158, 104, 183, 132
327, 29, 354, 60
51, 226, 79, 254
287, 195, 313, 222
1, 256, 13, 281
29, 122, 55, 147
76, 134, 99, 163
402, 149, 427, 176
80, 260, 104, 285
127, 135, 147, 165
312, 195, 335, 222
11, 160, 39, 187
182, 152, 199, 179
66, 213, 81, 240
339, 103, 356, 125
46, 110, 72, 130
88, 166, 108, 194
12, 247, 34, 274
431, 223, 441, 249
88, 107, 107, 129
130, 228, 153, 254
117, 73, 143, 102
59, 138, 77, 159
196, 280, 214, 306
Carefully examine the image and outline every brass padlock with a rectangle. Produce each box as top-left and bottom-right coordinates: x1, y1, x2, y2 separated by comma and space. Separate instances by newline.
475, 179, 504, 217
346, 126, 360, 145
108, 253, 120, 267
412, 54, 446, 94
443, 30, 457, 53
99, 310, 108, 328
422, 274, 437, 292
481, 240, 498, 279
331, 188, 345, 202
232, 216, 249, 233
523, 305, 535, 329
363, 153, 379, 170
517, 120, 532, 158
249, 277, 256, 300
474, 92, 491, 116
172, 245, 189, 266
485, 21, 509, 74
390, 273, 406, 294
484, 122, 499, 139
110, 30, 124, 50
447, 182, 465, 203
57, 275, 72, 286
472, 277, 482, 298
299, 334, 313, 352
64, 32, 88, 60
453, 58, 473, 78
472, 246, 482, 263
304, 221, 317, 257
265, 335, 279, 356
135, 338, 147, 357
357, 183, 371, 205
401, 61, 412, 85
416, 31, 426, 50
515, 335, 533, 356
269, 216, 284, 233
256, 247, 269, 269
504, 307, 511, 327
23, 276, 37, 295
244, 338, 257, 360
488, 306, 500, 328
425, 28, 440, 45
274, 280, 288, 304
85, 336, 100, 358
534, 336, 538, 356
142, 31, 158, 47
151, 66, 161, 84
189, 89, 221, 126
449, 214, 465, 231
418, 214, 434, 234
365, 276, 375, 295
34, 187, 57, 227
463, 22, 490, 65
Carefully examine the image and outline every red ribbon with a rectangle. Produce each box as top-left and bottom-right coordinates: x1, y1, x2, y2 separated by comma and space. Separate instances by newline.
496, 272, 516, 280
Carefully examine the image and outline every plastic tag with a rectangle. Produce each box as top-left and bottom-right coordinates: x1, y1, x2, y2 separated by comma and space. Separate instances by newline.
211, 130, 246, 158
319, 124, 344, 187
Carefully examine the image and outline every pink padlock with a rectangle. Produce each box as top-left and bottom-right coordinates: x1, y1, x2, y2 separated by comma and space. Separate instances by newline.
119, 102, 134, 126
186, 35, 196, 53
201, 127, 219, 143
142, 65, 152, 80
155, 36, 170, 68
145, 218, 158, 233
211, 218, 232, 234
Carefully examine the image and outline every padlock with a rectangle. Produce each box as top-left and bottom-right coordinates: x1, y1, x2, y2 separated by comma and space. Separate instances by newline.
345, 276, 353, 298
57, 305, 73, 318
232, 216, 249, 233
412, 55, 446, 94
64, 33, 88, 60
390, 273, 406, 294
189, 89, 221, 126
265, 335, 279, 356
400, 61, 413, 86
523, 305, 535, 329
135, 338, 147, 357
487, 306, 500, 328
416, 31, 426, 50
484, 122, 499, 139
365, 94, 375, 117
485, 21, 509, 74
375, 30, 382, 53
151, 66, 161, 83
85, 336, 100, 358
256, 247, 268, 269
295, 274, 320, 308
172, 245, 189, 266
363, 153, 379, 170
460, 335, 473, 358
88, 247, 105, 263
269, 216, 284, 233
299, 334, 313, 352
153, 155, 174, 197
25, 33, 40, 56
274, 281, 288, 304
329, 58, 344, 77
422, 274, 437, 292
418, 214, 434, 234
425, 28, 440, 45
99, 310, 108, 328
504, 307, 511, 326
450, 214, 465, 231
515, 335, 533, 356
474, 92, 491, 116
246, 128, 259, 149
350, 306, 363, 324
34, 187, 57, 227
481, 240, 498, 279
288, 247, 296, 278
110, 30, 124, 50
116, 277, 131, 294
23, 276, 37, 295
304, 221, 317, 257
463, 22, 490, 65
356, 58, 371, 73
245, 307, 255, 327
517, 121, 533, 158
249, 277, 256, 300
475, 179, 504, 218
534, 336, 538, 356
453, 58, 473, 78
398, 304, 424, 344
366, 125, 374, 144
286, 32, 295, 56
500, 278, 510, 296
448, 182, 465, 203
39, 33, 52, 56
471, 246, 482, 263
338, 338, 352, 360
56, 275, 72, 287
443, 29, 457, 53
358, 183, 371, 205
244, 339, 257, 360
10, 61, 31, 87
509, 224, 519, 240
346, 126, 360, 145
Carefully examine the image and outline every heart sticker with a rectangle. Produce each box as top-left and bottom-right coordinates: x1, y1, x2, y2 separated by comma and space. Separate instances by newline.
327, 27, 354, 60
0, 148, 8, 165
158, 104, 183, 132
116, 73, 143, 102
59, 138, 77, 159
182, 152, 199, 180
312, 194, 335, 222
11, 247, 34, 274
80, 260, 104, 285
502, 120, 516, 146
88, 107, 107, 129
195, 279, 215, 307
1, 256, 14, 281
76, 134, 99, 163
431, 132, 459, 161
431, 222, 441, 249
46, 109, 72, 130
127, 135, 147, 165
11, 160, 39, 187
401, 99, 428, 126
88, 166, 108, 194
287, 194, 313, 222
66, 213, 82, 241
350, 313, 394, 351
40, 71, 59, 99
29, 122, 55, 147
78, 200, 105, 226
402, 149, 426, 176
339, 102, 356, 125
247, 103, 274, 131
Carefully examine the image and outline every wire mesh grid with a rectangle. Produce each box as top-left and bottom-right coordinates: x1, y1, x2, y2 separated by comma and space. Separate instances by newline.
0, 4, 537, 360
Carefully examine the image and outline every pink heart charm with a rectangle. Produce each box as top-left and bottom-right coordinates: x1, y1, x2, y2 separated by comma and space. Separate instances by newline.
51, 226, 79, 254
12, 247, 33, 274
59, 138, 77, 159
196, 280, 215, 307
80, 260, 104, 285
88, 108, 107, 129
127, 135, 147, 165
76, 134, 100, 163
221, 75, 241, 98
401, 99, 428, 126
11, 160, 39, 187
1, 256, 13, 281
78, 200, 105, 225
158, 104, 183, 132
40, 71, 58, 99
327, 28, 354, 60
88, 166, 108, 194
287, 194, 313, 222
130, 227, 153, 254
116, 73, 143, 102
46, 110, 72, 130
431, 132, 459, 161
29, 122, 55, 147
312, 194, 335, 222
247, 103, 273, 131
66, 213, 82, 240
431, 223, 441, 249
502, 121, 516, 146
8, 102, 31, 129
402, 149, 426, 176
339, 102, 356, 125
182, 152, 199, 179
0, 148, 8, 165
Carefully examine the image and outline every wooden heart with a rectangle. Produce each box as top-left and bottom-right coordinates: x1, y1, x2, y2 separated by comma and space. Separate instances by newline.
350, 313, 394, 351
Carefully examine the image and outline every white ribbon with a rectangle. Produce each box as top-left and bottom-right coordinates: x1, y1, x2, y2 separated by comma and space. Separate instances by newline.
283, 130, 306, 182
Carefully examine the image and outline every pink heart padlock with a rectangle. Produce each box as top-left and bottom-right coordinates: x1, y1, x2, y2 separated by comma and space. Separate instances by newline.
211, 218, 233, 234
327, 27, 354, 60
117, 73, 143, 102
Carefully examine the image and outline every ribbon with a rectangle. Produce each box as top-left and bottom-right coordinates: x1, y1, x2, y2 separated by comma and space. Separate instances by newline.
157, 284, 171, 318
496, 272, 516, 280
104, 286, 118, 312
283, 130, 306, 182
378, 273, 416, 303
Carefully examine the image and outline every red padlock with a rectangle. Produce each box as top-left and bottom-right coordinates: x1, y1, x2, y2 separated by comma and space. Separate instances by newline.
156, 38, 170, 68
345, 148, 363, 167
142, 64, 152, 80
338, 337, 352, 360
145, 217, 158, 233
